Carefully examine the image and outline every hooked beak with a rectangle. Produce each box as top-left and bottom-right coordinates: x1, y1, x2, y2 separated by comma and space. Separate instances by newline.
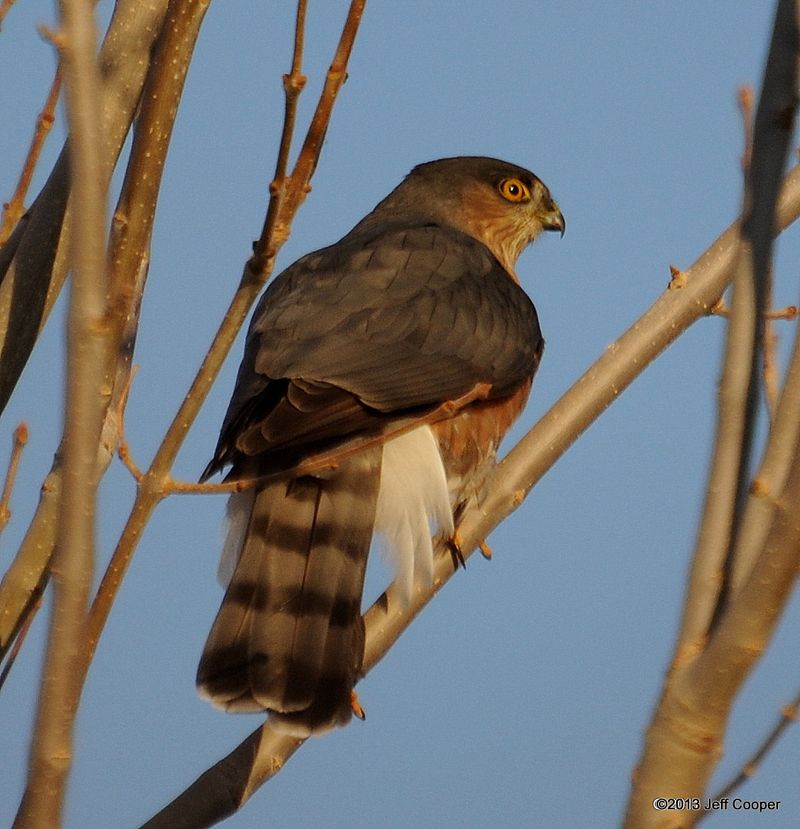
541, 199, 565, 237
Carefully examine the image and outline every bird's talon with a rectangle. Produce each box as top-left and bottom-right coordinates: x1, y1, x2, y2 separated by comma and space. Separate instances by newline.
479, 540, 493, 559
448, 530, 467, 570
351, 691, 366, 721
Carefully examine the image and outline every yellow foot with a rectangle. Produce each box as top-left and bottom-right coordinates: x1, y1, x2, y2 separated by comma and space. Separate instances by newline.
351, 691, 366, 721
478, 540, 493, 560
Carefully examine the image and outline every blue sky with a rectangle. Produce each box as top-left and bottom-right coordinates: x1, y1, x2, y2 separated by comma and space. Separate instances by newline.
2, 3, 799, 828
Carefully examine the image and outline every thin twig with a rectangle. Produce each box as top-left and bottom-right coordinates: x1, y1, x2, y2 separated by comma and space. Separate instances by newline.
111, 0, 308, 489
769, 304, 799, 319
125, 381, 492, 495
738, 85, 754, 172
0, 423, 28, 534
737, 85, 781, 421
114, 368, 143, 480
0, 68, 62, 246
252, 0, 366, 275
0, 586, 42, 693
0, 0, 17, 29
694, 690, 800, 824
0, 470, 60, 665
709, 299, 798, 319
255, 0, 307, 265
763, 310, 780, 418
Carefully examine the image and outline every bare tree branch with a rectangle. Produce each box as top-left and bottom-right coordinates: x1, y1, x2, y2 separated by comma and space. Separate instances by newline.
631, 428, 800, 829
0, 470, 60, 664
14, 0, 108, 823
0, 0, 170, 416
692, 149, 759, 635
0, 68, 61, 246
0, 0, 17, 28
5, 0, 185, 819
730, 316, 800, 589
721, 0, 800, 623
255, 0, 307, 266
140, 729, 303, 829
697, 689, 800, 821
252, 0, 366, 273
763, 316, 781, 417
0, 580, 41, 694
0, 422, 27, 534
624, 0, 800, 824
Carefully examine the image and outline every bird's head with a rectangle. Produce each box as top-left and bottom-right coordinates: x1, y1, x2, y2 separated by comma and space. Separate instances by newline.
368, 156, 564, 278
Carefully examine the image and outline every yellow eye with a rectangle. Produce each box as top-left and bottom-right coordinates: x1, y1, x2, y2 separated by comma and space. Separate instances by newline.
498, 177, 531, 203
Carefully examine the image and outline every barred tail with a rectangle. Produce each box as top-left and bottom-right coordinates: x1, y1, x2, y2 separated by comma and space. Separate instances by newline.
197, 449, 381, 735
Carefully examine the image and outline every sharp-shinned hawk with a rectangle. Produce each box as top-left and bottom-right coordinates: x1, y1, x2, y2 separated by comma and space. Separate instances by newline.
197, 156, 564, 735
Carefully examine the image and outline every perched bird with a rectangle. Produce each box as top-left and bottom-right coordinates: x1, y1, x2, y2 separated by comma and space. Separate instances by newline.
197, 156, 564, 735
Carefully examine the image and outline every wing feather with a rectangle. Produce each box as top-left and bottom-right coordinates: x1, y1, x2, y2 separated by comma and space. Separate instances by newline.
205, 222, 542, 477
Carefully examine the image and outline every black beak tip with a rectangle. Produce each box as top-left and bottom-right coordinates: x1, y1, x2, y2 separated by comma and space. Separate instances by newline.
547, 210, 566, 238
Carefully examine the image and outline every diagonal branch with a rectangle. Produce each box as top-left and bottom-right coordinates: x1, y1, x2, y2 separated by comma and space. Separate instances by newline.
0, 0, 17, 27
139, 157, 800, 829
0, 0, 171, 417
697, 688, 800, 819
0, 67, 62, 246
0, 469, 60, 666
